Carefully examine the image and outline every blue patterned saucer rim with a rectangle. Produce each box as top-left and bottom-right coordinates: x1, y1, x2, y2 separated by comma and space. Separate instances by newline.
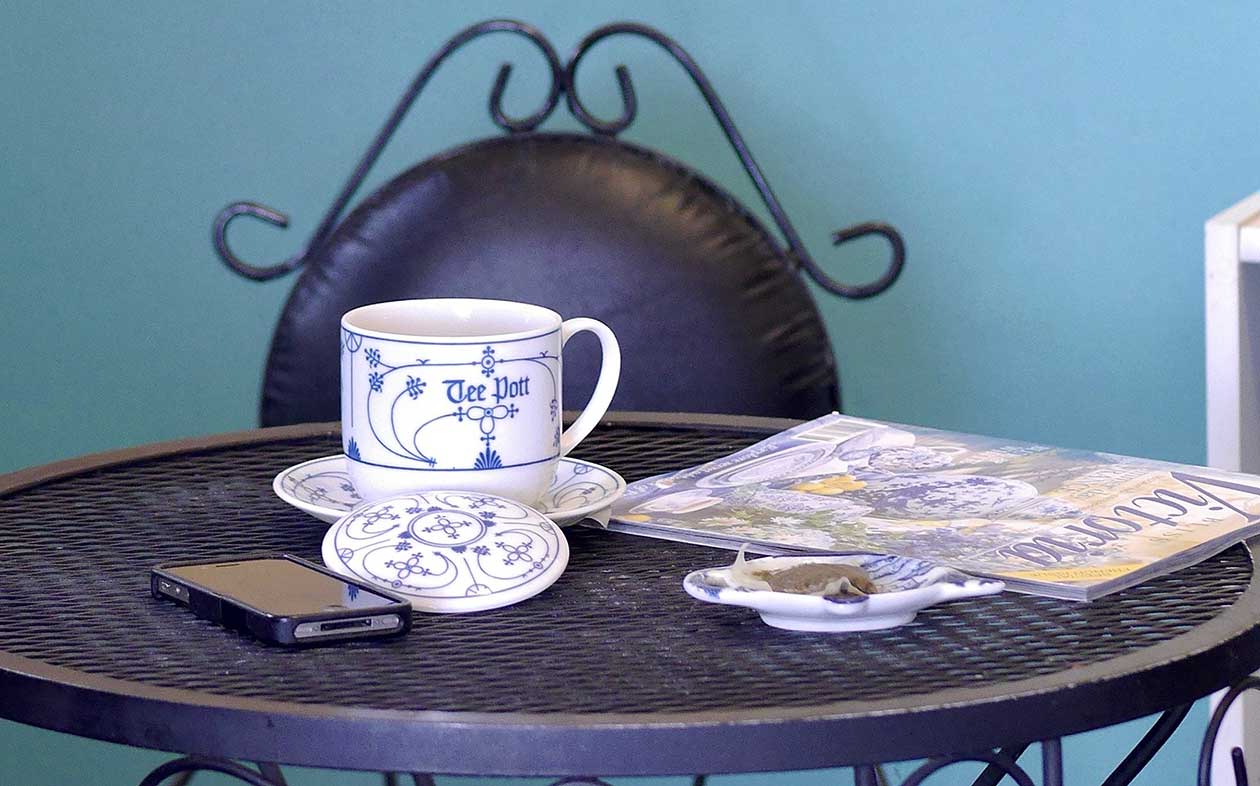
321, 490, 570, 614
682, 552, 1004, 632
274, 454, 625, 526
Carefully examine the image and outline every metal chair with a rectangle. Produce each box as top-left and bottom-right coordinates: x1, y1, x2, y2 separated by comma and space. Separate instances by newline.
212, 20, 905, 427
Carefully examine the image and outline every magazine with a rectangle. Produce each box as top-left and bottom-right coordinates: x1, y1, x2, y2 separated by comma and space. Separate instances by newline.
609, 413, 1260, 600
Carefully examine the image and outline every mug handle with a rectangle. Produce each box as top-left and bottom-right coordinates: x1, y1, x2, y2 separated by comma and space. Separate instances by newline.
559, 317, 622, 455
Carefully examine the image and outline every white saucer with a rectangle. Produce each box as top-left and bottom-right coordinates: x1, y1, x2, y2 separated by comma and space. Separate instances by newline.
323, 491, 569, 614
683, 552, 1004, 632
275, 455, 625, 527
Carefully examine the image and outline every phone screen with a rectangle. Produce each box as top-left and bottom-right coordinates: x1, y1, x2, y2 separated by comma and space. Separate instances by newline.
165, 558, 399, 615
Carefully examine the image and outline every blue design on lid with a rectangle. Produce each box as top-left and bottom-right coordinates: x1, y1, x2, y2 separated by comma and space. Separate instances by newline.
323, 490, 569, 613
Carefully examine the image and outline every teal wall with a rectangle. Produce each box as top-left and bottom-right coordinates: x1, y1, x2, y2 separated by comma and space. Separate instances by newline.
2, 1, 1255, 784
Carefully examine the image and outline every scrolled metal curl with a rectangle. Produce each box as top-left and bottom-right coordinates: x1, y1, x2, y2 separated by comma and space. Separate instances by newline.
212, 19, 563, 281
215, 18, 903, 298
136, 756, 286, 786
1200, 676, 1260, 786
564, 22, 904, 299
897, 750, 1038, 786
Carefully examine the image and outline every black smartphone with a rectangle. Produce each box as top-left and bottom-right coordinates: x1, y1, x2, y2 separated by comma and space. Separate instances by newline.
151, 554, 412, 645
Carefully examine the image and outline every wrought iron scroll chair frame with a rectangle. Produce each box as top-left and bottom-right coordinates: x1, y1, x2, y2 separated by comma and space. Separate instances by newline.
211, 19, 905, 300
201, 18, 911, 785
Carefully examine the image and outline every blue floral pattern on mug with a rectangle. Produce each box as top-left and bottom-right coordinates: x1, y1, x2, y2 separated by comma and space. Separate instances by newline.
341, 327, 561, 472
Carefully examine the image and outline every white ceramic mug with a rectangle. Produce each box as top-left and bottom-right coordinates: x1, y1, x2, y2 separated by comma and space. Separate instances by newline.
340, 298, 621, 504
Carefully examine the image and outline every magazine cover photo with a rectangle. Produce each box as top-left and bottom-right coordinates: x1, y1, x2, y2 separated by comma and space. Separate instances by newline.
612, 414, 1260, 600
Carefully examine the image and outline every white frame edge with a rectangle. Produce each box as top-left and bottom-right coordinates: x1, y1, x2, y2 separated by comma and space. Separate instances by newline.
1205, 192, 1260, 786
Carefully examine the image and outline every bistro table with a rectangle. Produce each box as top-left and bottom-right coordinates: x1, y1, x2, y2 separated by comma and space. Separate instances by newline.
1, 413, 1259, 786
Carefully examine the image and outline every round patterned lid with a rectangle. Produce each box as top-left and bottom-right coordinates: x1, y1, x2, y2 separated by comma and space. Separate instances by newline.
321, 491, 569, 613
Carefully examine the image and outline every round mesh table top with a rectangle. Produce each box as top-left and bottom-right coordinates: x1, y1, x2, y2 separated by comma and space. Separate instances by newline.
1, 414, 1259, 776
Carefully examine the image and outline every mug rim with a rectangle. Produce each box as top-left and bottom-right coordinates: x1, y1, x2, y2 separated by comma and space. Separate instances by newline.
341, 298, 562, 343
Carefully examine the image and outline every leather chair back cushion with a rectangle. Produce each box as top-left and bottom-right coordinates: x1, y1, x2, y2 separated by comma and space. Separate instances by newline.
262, 133, 838, 426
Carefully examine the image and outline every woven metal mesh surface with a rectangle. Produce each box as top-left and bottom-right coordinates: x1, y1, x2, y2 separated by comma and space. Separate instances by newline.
0, 423, 1252, 716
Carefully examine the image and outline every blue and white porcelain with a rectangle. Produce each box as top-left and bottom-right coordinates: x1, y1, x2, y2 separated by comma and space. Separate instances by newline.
275, 454, 625, 526
683, 552, 1004, 632
341, 299, 620, 505
322, 491, 569, 613
274, 455, 364, 521
540, 457, 626, 525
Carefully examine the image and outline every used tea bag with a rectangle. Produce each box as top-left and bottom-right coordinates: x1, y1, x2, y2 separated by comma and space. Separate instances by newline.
728, 545, 876, 598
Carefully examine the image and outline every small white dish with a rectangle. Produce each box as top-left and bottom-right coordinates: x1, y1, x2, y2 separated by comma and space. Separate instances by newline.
683, 552, 1004, 632
322, 491, 569, 614
275, 455, 624, 526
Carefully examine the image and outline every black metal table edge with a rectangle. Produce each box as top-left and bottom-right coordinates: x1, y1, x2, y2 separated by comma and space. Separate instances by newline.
0, 413, 800, 499
2, 416, 1259, 776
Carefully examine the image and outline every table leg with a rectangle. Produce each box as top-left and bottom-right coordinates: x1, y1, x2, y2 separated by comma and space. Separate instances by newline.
1040, 739, 1062, 786
1097, 703, 1192, 786
969, 745, 1029, 786
385, 774, 438, 786
256, 762, 287, 785
859, 698, 1201, 786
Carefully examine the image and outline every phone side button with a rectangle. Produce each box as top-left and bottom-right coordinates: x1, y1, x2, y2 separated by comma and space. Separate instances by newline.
157, 580, 189, 602
372, 614, 401, 629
